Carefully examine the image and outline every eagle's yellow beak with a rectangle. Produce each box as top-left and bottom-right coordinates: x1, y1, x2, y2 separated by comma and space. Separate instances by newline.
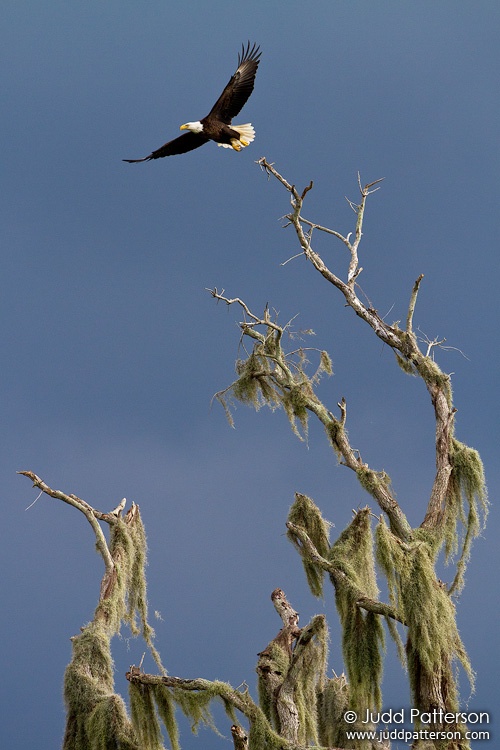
180, 124, 189, 130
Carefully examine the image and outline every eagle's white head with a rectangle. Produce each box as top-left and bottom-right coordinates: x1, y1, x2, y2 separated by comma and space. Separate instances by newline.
180, 121, 204, 133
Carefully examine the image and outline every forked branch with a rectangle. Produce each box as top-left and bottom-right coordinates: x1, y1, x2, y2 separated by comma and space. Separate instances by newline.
255, 159, 469, 537
208, 292, 412, 541
19, 470, 117, 584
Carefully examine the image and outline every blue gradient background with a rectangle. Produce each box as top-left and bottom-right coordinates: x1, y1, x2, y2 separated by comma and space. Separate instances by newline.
2, 2, 498, 748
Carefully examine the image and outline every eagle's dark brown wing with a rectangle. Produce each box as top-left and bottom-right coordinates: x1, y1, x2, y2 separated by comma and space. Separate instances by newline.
123, 132, 209, 162
206, 42, 261, 124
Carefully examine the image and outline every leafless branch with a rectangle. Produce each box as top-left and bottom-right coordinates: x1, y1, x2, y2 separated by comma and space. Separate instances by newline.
209, 291, 413, 540
18, 471, 115, 579
18, 471, 142, 604
406, 274, 424, 334
416, 327, 470, 361
271, 587, 300, 630
256, 159, 460, 537
280, 251, 304, 266
257, 159, 405, 352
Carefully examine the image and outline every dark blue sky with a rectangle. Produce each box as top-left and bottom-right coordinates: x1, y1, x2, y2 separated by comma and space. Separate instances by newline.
3, 2, 499, 748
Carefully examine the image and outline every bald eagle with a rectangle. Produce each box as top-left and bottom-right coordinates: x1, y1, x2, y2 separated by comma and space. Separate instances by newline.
124, 42, 261, 163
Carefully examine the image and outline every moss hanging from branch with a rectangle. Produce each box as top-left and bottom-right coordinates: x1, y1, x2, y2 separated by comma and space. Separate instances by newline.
162, 679, 238, 740
444, 438, 488, 593
85, 694, 139, 750
324, 419, 344, 460
317, 673, 350, 748
287, 493, 331, 597
63, 624, 114, 749
150, 684, 180, 750
214, 310, 333, 443
106, 517, 164, 671
384, 614, 406, 666
394, 351, 418, 376
127, 675, 253, 750
292, 616, 329, 746
129, 682, 164, 750
376, 518, 474, 712
172, 685, 220, 735
257, 639, 291, 730
247, 711, 288, 750
281, 384, 310, 440
232, 350, 277, 411
63, 506, 165, 750
231, 344, 314, 442
63, 622, 140, 750
328, 509, 384, 714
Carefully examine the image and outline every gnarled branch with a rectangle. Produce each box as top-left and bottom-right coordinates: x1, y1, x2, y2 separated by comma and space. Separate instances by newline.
286, 521, 405, 624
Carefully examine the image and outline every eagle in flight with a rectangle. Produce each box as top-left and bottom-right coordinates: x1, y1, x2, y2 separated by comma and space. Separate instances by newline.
124, 42, 261, 163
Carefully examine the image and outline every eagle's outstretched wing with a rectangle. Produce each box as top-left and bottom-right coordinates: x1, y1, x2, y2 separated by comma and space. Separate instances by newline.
123, 132, 209, 162
207, 42, 261, 124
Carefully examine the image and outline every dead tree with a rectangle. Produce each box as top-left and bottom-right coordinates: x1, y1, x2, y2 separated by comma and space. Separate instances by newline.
21, 470, 342, 750
18, 471, 163, 750
20, 161, 487, 750
206, 160, 487, 749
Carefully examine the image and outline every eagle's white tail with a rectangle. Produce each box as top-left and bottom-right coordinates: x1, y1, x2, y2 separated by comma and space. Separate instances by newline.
218, 123, 256, 149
